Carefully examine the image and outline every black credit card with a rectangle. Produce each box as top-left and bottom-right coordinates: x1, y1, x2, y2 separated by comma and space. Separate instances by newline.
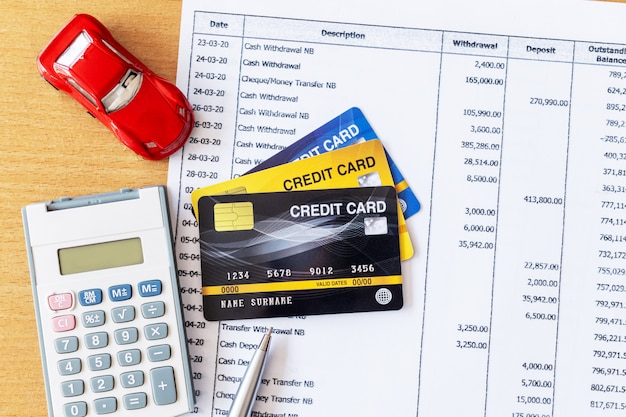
197, 186, 403, 320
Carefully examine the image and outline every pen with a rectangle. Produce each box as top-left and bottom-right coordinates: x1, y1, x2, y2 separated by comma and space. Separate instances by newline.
229, 327, 272, 417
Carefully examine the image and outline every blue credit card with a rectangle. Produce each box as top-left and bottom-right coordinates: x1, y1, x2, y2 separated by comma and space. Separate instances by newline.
246, 107, 420, 218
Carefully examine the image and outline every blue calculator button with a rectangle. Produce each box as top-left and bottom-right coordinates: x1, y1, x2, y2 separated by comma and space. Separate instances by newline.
147, 344, 171, 362
78, 289, 102, 306
117, 349, 141, 367
114, 327, 139, 345
138, 280, 162, 297
120, 370, 144, 388
150, 366, 177, 405
58, 358, 81, 376
144, 323, 168, 341
61, 380, 84, 397
108, 284, 132, 301
90, 375, 114, 393
81, 310, 105, 328
111, 306, 135, 323
85, 332, 109, 349
123, 392, 147, 410
94, 397, 117, 414
87, 354, 111, 371
63, 401, 87, 417
141, 301, 165, 319
55, 336, 79, 354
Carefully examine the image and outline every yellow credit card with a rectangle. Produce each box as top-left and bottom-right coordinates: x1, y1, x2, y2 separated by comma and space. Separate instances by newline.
191, 140, 414, 260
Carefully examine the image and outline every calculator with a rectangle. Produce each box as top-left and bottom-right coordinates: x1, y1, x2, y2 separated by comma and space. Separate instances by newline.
22, 186, 195, 417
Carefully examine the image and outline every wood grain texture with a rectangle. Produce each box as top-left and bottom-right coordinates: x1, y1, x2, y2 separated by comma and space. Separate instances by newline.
0, 2, 181, 415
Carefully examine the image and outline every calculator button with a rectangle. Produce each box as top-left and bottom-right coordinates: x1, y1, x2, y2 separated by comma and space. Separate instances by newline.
147, 344, 171, 362
58, 358, 82, 376
87, 353, 111, 371
85, 332, 109, 349
114, 327, 138, 345
93, 397, 117, 414
63, 401, 87, 417
61, 379, 84, 397
48, 292, 73, 311
111, 305, 135, 323
81, 310, 105, 328
78, 288, 102, 306
120, 370, 144, 388
144, 323, 168, 340
55, 336, 79, 354
139, 280, 162, 297
52, 314, 76, 332
117, 349, 141, 367
90, 375, 114, 393
150, 366, 177, 405
108, 284, 132, 301
141, 301, 165, 319
123, 392, 147, 410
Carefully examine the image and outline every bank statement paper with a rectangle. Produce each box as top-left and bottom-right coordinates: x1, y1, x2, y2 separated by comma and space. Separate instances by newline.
167, 1, 626, 415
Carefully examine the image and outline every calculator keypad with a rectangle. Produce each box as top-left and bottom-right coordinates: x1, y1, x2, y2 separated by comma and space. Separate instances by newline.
48, 279, 185, 415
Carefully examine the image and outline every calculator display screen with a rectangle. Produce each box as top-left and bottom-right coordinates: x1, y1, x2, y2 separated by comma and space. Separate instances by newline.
58, 238, 144, 275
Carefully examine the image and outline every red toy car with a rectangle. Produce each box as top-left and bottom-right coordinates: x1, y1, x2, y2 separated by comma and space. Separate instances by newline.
37, 14, 193, 160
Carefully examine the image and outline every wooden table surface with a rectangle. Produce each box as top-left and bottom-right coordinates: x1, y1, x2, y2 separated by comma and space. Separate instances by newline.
0, 1, 183, 415
3, 1, 626, 416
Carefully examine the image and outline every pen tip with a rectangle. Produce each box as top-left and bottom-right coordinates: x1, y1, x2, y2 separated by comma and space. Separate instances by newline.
260, 327, 272, 351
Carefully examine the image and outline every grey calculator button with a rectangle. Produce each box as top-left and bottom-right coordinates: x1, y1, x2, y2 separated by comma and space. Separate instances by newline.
55, 336, 79, 354
90, 375, 114, 393
117, 349, 141, 366
144, 323, 168, 340
63, 401, 87, 417
94, 397, 117, 414
120, 370, 144, 388
147, 344, 171, 362
141, 301, 165, 318
114, 327, 138, 345
87, 353, 111, 371
61, 379, 84, 397
150, 366, 177, 405
85, 332, 108, 349
123, 392, 147, 410
111, 305, 135, 323
58, 358, 81, 375
81, 310, 105, 327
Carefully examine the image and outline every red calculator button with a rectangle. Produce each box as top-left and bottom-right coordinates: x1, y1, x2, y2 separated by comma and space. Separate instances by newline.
48, 292, 73, 311
52, 315, 76, 332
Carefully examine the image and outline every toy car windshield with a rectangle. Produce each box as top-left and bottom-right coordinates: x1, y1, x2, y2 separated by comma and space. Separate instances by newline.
102, 69, 142, 113
56, 31, 91, 67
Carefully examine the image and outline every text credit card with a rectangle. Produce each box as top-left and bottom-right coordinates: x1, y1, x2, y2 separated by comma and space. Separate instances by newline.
191, 140, 413, 260
198, 187, 403, 320
247, 107, 421, 218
